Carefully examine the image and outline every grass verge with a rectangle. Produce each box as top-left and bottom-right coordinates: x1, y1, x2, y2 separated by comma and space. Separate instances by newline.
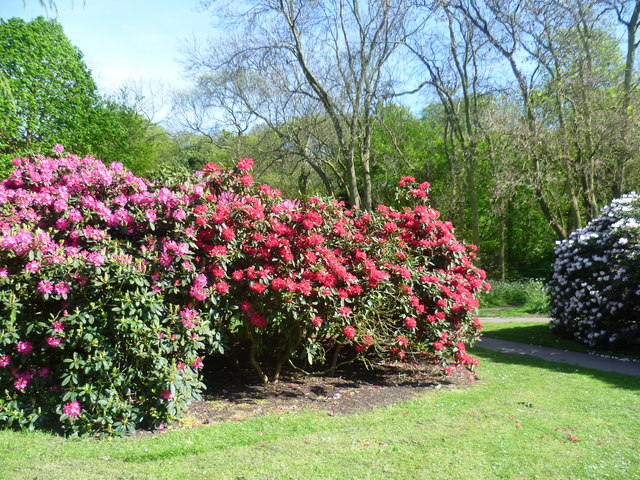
479, 279, 549, 314
1, 350, 638, 480
479, 306, 549, 317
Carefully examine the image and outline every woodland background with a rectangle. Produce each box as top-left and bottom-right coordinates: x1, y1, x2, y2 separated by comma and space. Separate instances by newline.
3, 0, 640, 280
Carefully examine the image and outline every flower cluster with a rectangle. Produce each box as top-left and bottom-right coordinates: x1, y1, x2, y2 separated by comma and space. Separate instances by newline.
0, 151, 214, 436
183, 164, 487, 383
0, 148, 487, 435
548, 193, 640, 353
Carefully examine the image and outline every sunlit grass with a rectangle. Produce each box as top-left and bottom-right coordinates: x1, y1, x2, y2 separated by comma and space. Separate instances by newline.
1, 349, 638, 480
479, 279, 550, 314
479, 305, 549, 317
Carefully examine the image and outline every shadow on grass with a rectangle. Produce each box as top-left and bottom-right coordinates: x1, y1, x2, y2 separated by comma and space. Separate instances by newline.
472, 346, 640, 392
482, 324, 640, 361
483, 324, 590, 352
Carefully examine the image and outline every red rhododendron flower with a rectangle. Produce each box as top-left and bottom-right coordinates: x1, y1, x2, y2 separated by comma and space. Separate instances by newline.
231, 270, 245, 281
237, 158, 254, 171
338, 306, 352, 317
404, 316, 417, 329
221, 227, 235, 241
240, 174, 253, 187
215, 281, 229, 294
433, 341, 444, 351
249, 282, 266, 294
343, 325, 356, 339
159, 391, 173, 400
194, 204, 208, 215
248, 312, 267, 328
203, 162, 220, 173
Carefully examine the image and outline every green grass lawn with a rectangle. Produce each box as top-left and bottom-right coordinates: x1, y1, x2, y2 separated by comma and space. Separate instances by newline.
1, 349, 638, 480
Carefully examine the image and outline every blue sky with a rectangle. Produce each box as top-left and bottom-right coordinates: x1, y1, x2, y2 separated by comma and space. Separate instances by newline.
1, 0, 212, 93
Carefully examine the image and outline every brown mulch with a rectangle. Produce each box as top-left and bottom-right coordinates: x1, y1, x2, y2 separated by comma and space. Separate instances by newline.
175, 359, 476, 430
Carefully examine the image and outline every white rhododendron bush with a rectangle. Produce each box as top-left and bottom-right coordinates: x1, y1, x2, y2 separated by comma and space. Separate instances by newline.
549, 193, 640, 353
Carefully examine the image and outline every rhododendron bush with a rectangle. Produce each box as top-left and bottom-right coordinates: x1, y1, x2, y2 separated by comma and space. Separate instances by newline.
0, 147, 487, 436
549, 193, 640, 353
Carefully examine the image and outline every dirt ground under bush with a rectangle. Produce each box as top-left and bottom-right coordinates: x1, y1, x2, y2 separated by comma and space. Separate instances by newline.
175, 359, 476, 430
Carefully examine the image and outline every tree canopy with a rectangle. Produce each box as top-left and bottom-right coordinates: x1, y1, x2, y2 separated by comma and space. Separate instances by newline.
0, 16, 98, 156
0, 16, 173, 176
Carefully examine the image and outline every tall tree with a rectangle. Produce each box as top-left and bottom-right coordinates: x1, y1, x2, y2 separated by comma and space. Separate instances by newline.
187, 0, 416, 209
408, 2, 491, 246
0, 16, 98, 156
451, 0, 637, 238
606, 0, 640, 197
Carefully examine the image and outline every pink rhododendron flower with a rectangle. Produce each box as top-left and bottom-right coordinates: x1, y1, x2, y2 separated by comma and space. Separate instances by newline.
52, 320, 65, 332
433, 341, 444, 351
172, 208, 186, 221
46, 336, 62, 347
86, 252, 105, 266
38, 367, 51, 378
62, 401, 81, 417
38, 280, 54, 294
14, 377, 28, 390
25, 260, 40, 273
67, 208, 83, 223
0, 354, 10, 367
16, 341, 33, 355
54, 282, 70, 296
180, 308, 200, 329
189, 286, 208, 301
191, 356, 203, 369
338, 306, 352, 318
156, 187, 173, 204
312, 316, 323, 327
52, 144, 65, 153
145, 209, 157, 223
